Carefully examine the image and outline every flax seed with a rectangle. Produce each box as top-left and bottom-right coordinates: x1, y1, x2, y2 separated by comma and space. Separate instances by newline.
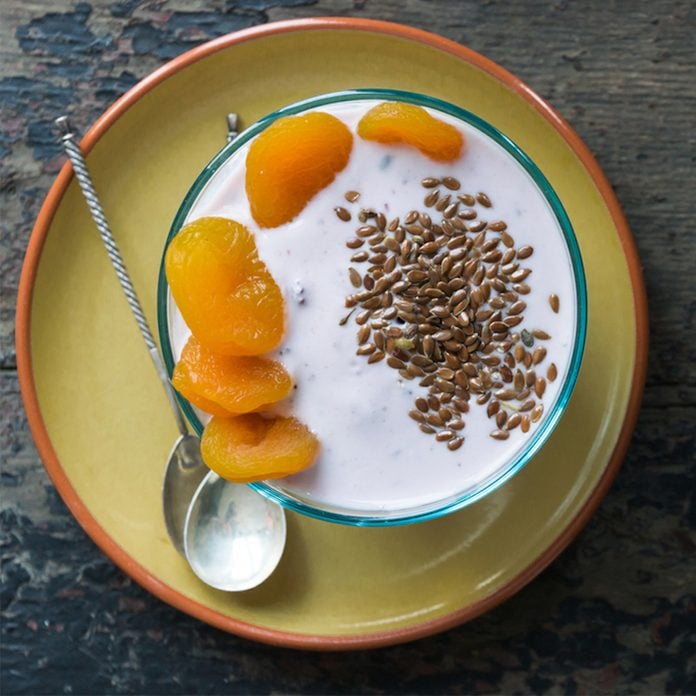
409, 409, 425, 423
453, 399, 469, 414
368, 350, 385, 364
458, 208, 477, 220
348, 267, 362, 288
455, 193, 474, 206
338, 182, 559, 451
424, 190, 440, 207
532, 347, 547, 365
495, 388, 516, 400
501, 249, 516, 264
356, 309, 372, 325
531, 404, 544, 422
408, 364, 425, 377
435, 194, 451, 212
426, 413, 444, 427
335, 206, 351, 221
510, 268, 532, 283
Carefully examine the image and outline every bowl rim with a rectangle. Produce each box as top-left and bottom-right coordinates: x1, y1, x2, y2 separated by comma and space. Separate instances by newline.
15, 17, 648, 650
157, 87, 588, 527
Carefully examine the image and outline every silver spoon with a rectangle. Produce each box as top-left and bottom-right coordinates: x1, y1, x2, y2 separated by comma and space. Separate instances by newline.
55, 115, 287, 590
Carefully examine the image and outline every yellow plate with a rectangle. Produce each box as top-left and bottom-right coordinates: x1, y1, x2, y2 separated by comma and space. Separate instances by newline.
17, 18, 647, 649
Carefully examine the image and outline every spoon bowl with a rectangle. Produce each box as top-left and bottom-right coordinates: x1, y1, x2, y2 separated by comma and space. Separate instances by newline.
184, 471, 287, 591
162, 434, 208, 556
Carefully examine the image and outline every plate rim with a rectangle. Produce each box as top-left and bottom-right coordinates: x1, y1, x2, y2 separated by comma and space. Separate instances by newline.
15, 17, 648, 650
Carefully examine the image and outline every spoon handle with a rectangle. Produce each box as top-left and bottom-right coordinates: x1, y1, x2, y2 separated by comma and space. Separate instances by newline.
54, 115, 189, 438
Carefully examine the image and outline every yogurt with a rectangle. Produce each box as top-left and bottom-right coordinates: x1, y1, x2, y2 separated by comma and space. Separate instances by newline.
168, 98, 578, 518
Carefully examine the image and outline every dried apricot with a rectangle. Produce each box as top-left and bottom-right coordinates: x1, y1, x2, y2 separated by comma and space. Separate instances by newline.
357, 102, 464, 162
246, 112, 353, 228
201, 414, 320, 483
165, 217, 284, 355
172, 336, 293, 415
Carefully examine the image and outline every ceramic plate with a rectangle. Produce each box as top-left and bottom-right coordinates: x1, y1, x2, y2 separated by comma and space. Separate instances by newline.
17, 18, 647, 649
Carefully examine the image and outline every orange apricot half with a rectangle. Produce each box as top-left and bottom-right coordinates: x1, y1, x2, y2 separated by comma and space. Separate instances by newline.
357, 101, 464, 162
172, 336, 292, 416
165, 217, 284, 355
201, 413, 320, 483
246, 111, 353, 228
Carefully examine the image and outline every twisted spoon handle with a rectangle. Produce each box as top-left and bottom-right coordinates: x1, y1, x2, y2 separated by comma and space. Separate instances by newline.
54, 115, 189, 438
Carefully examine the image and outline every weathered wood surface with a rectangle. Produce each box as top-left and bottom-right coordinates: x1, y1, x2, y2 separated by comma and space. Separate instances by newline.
1, 1, 694, 693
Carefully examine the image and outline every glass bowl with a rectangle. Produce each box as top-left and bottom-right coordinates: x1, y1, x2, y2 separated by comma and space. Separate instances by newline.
157, 88, 587, 527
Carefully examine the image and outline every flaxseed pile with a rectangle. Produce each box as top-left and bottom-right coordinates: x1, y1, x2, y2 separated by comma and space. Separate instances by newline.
336, 177, 559, 450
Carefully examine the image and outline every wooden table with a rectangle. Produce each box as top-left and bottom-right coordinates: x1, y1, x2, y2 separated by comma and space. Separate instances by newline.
1, 1, 693, 693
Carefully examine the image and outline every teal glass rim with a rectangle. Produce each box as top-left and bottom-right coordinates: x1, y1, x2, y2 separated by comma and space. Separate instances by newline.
157, 88, 588, 527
